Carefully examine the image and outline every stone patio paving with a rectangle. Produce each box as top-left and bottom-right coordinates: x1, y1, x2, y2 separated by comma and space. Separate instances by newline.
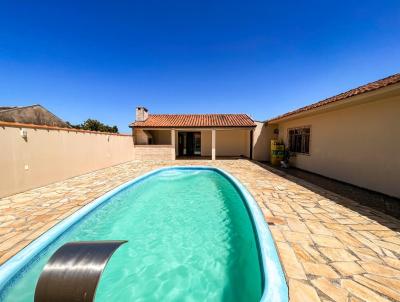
0, 159, 399, 301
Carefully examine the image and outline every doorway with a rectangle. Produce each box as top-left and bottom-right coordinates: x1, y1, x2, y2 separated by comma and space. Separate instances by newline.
178, 132, 201, 156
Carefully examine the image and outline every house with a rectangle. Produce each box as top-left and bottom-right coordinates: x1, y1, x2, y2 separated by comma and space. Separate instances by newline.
265, 73, 400, 198
0, 104, 70, 128
130, 107, 256, 160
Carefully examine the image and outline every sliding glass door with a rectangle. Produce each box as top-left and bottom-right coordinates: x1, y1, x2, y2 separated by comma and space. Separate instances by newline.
178, 132, 201, 156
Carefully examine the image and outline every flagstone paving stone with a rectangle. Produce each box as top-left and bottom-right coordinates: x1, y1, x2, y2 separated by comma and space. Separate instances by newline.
302, 261, 339, 279
331, 261, 365, 276
0, 159, 399, 301
311, 277, 348, 302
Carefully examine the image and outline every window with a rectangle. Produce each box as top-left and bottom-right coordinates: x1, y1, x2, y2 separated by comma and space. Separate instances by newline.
288, 127, 310, 154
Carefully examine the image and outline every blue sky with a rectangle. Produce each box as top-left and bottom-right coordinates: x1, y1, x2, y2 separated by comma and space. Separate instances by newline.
0, 1, 399, 132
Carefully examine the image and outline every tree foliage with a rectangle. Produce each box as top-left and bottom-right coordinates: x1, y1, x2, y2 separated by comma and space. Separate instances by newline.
66, 119, 119, 133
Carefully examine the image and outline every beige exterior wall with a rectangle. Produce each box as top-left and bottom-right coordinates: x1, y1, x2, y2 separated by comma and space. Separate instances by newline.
134, 145, 175, 161
201, 130, 212, 156
253, 121, 278, 161
134, 129, 151, 144
0, 126, 134, 197
150, 130, 171, 145
276, 94, 400, 197
216, 129, 250, 157
133, 129, 171, 145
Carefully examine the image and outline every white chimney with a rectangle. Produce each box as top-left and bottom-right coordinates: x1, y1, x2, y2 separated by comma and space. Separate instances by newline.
136, 107, 149, 122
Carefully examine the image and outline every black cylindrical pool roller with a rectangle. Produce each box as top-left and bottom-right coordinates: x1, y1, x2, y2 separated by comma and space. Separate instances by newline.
34, 240, 127, 302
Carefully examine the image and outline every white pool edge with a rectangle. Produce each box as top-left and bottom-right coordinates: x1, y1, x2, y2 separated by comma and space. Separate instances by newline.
0, 166, 288, 301
216, 167, 288, 302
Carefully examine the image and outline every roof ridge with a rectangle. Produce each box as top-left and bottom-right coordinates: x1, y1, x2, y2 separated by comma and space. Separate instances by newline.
268, 73, 400, 122
149, 113, 249, 116
0, 104, 42, 113
129, 113, 255, 128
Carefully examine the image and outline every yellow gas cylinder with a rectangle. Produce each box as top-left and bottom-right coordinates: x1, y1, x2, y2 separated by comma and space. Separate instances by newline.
270, 140, 285, 165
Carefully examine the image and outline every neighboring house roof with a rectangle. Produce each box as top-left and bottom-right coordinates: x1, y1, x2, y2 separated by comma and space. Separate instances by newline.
0, 104, 70, 128
268, 73, 400, 123
130, 114, 256, 128
0, 106, 17, 111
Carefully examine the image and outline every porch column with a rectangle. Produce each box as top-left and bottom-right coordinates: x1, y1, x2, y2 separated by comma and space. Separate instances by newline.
171, 129, 176, 160
211, 129, 216, 160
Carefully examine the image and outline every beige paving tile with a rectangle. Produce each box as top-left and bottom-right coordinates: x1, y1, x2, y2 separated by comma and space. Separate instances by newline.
353, 275, 400, 301
383, 248, 397, 258
333, 230, 364, 247
348, 297, 364, 302
314, 214, 336, 224
311, 278, 348, 302
0, 239, 31, 263
364, 274, 400, 289
331, 262, 365, 276
276, 242, 307, 280
324, 222, 351, 232
292, 243, 327, 264
358, 261, 400, 278
287, 217, 310, 233
351, 224, 390, 231
373, 239, 400, 253
269, 226, 286, 242
302, 261, 339, 279
370, 230, 397, 237
283, 230, 313, 244
0, 232, 29, 251
382, 256, 400, 269
311, 234, 344, 248
348, 246, 383, 263
318, 247, 358, 262
305, 221, 333, 236
341, 279, 391, 302
289, 279, 321, 302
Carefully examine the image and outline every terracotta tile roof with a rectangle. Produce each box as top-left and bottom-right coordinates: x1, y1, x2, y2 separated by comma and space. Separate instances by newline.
0, 104, 70, 128
130, 114, 255, 128
268, 73, 400, 122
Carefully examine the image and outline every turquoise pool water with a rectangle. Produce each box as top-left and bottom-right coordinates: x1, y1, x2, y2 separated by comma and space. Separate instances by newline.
1, 169, 264, 301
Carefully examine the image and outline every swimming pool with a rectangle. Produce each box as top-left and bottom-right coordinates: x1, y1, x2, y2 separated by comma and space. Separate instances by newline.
0, 167, 287, 301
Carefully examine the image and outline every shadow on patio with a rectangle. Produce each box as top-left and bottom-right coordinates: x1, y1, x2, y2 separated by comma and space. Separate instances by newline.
253, 161, 400, 232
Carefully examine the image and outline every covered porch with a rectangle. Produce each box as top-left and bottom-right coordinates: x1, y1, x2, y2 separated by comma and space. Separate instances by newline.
130, 109, 256, 161
174, 128, 253, 160
133, 127, 254, 160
